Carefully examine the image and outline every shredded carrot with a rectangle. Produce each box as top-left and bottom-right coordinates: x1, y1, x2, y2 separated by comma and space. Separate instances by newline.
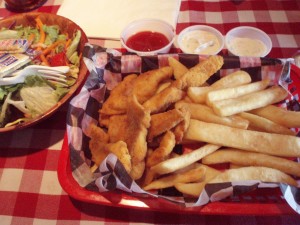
64, 54, 70, 67
65, 38, 72, 50
40, 54, 49, 66
42, 40, 65, 56
28, 33, 35, 43
35, 17, 46, 51
24, 113, 32, 118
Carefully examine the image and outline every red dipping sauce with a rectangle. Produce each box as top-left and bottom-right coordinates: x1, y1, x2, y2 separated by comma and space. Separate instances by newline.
126, 31, 169, 52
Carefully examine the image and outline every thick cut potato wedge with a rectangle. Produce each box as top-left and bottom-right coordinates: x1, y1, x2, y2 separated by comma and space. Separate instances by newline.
184, 119, 300, 157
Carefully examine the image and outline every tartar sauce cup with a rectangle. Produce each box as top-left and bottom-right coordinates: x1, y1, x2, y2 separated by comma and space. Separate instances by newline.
120, 19, 175, 56
225, 26, 272, 57
177, 25, 224, 55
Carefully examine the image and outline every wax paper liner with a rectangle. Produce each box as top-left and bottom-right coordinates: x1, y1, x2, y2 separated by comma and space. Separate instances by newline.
66, 43, 300, 213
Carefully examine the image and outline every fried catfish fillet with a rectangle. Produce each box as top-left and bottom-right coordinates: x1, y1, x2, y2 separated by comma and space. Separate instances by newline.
125, 94, 151, 180
98, 113, 110, 128
88, 124, 109, 166
89, 140, 108, 166
143, 131, 176, 186
143, 86, 185, 114
107, 114, 128, 143
87, 123, 109, 143
100, 74, 137, 115
173, 55, 224, 89
105, 141, 132, 173
88, 123, 131, 173
90, 141, 131, 173
100, 67, 172, 116
133, 66, 173, 104
146, 131, 176, 168
168, 57, 188, 80
129, 160, 146, 181
172, 106, 191, 143
147, 108, 186, 142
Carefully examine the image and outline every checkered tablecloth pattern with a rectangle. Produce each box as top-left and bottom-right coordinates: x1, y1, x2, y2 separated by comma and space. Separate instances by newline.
0, 0, 300, 224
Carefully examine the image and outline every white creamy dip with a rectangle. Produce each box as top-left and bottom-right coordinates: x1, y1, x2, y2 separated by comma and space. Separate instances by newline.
227, 37, 267, 57
180, 30, 221, 55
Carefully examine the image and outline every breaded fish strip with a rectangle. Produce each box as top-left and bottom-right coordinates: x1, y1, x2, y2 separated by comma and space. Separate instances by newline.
147, 108, 186, 142
172, 106, 191, 143
89, 140, 132, 173
143, 86, 185, 114
89, 139, 107, 166
168, 57, 188, 80
143, 131, 176, 186
126, 94, 151, 180
100, 74, 137, 115
146, 131, 176, 168
105, 141, 132, 173
143, 56, 223, 114
88, 125, 109, 166
107, 114, 127, 143
173, 55, 224, 89
129, 160, 146, 181
133, 66, 173, 104
87, 123, 109, 143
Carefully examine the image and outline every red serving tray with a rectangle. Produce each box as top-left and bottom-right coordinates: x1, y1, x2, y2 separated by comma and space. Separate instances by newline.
57, 64, 300, 215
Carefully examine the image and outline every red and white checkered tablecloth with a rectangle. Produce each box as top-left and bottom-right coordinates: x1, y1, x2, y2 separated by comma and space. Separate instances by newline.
0, 0, 300, 224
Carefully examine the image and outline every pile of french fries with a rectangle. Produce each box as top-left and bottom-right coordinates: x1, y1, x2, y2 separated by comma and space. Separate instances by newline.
89, 55, 300, 199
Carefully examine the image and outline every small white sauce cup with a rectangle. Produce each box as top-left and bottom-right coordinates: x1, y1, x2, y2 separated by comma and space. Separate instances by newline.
225, 26, 272, 57
177, 25, 224, 55
120, 19, 175, 56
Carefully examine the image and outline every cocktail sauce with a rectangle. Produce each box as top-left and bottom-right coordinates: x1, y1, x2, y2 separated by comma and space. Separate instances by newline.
126, 31, 169, 52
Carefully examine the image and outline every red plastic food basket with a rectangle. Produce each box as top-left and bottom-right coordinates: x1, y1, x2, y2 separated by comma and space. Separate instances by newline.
57, 64, 300, 215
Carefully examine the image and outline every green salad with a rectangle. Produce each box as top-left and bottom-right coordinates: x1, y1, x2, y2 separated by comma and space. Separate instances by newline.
0, 16, 82, 128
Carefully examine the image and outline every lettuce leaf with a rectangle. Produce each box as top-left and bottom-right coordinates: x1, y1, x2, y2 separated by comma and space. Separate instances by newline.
15, 25, 39, 43
24, 75, 68, 97
43, 25, 60, 45
20, 86, 58, 117
66, 30, 81, 60
0, 29, 19, 39
0, 92, 12, 127
69, 51, 80, 66
0, 84, 24, 127
56, 34, 68, 53
19, 75, 68, 117
6, 98, 29, 114
24, 74, 48, 87
0, 84, 23, 101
